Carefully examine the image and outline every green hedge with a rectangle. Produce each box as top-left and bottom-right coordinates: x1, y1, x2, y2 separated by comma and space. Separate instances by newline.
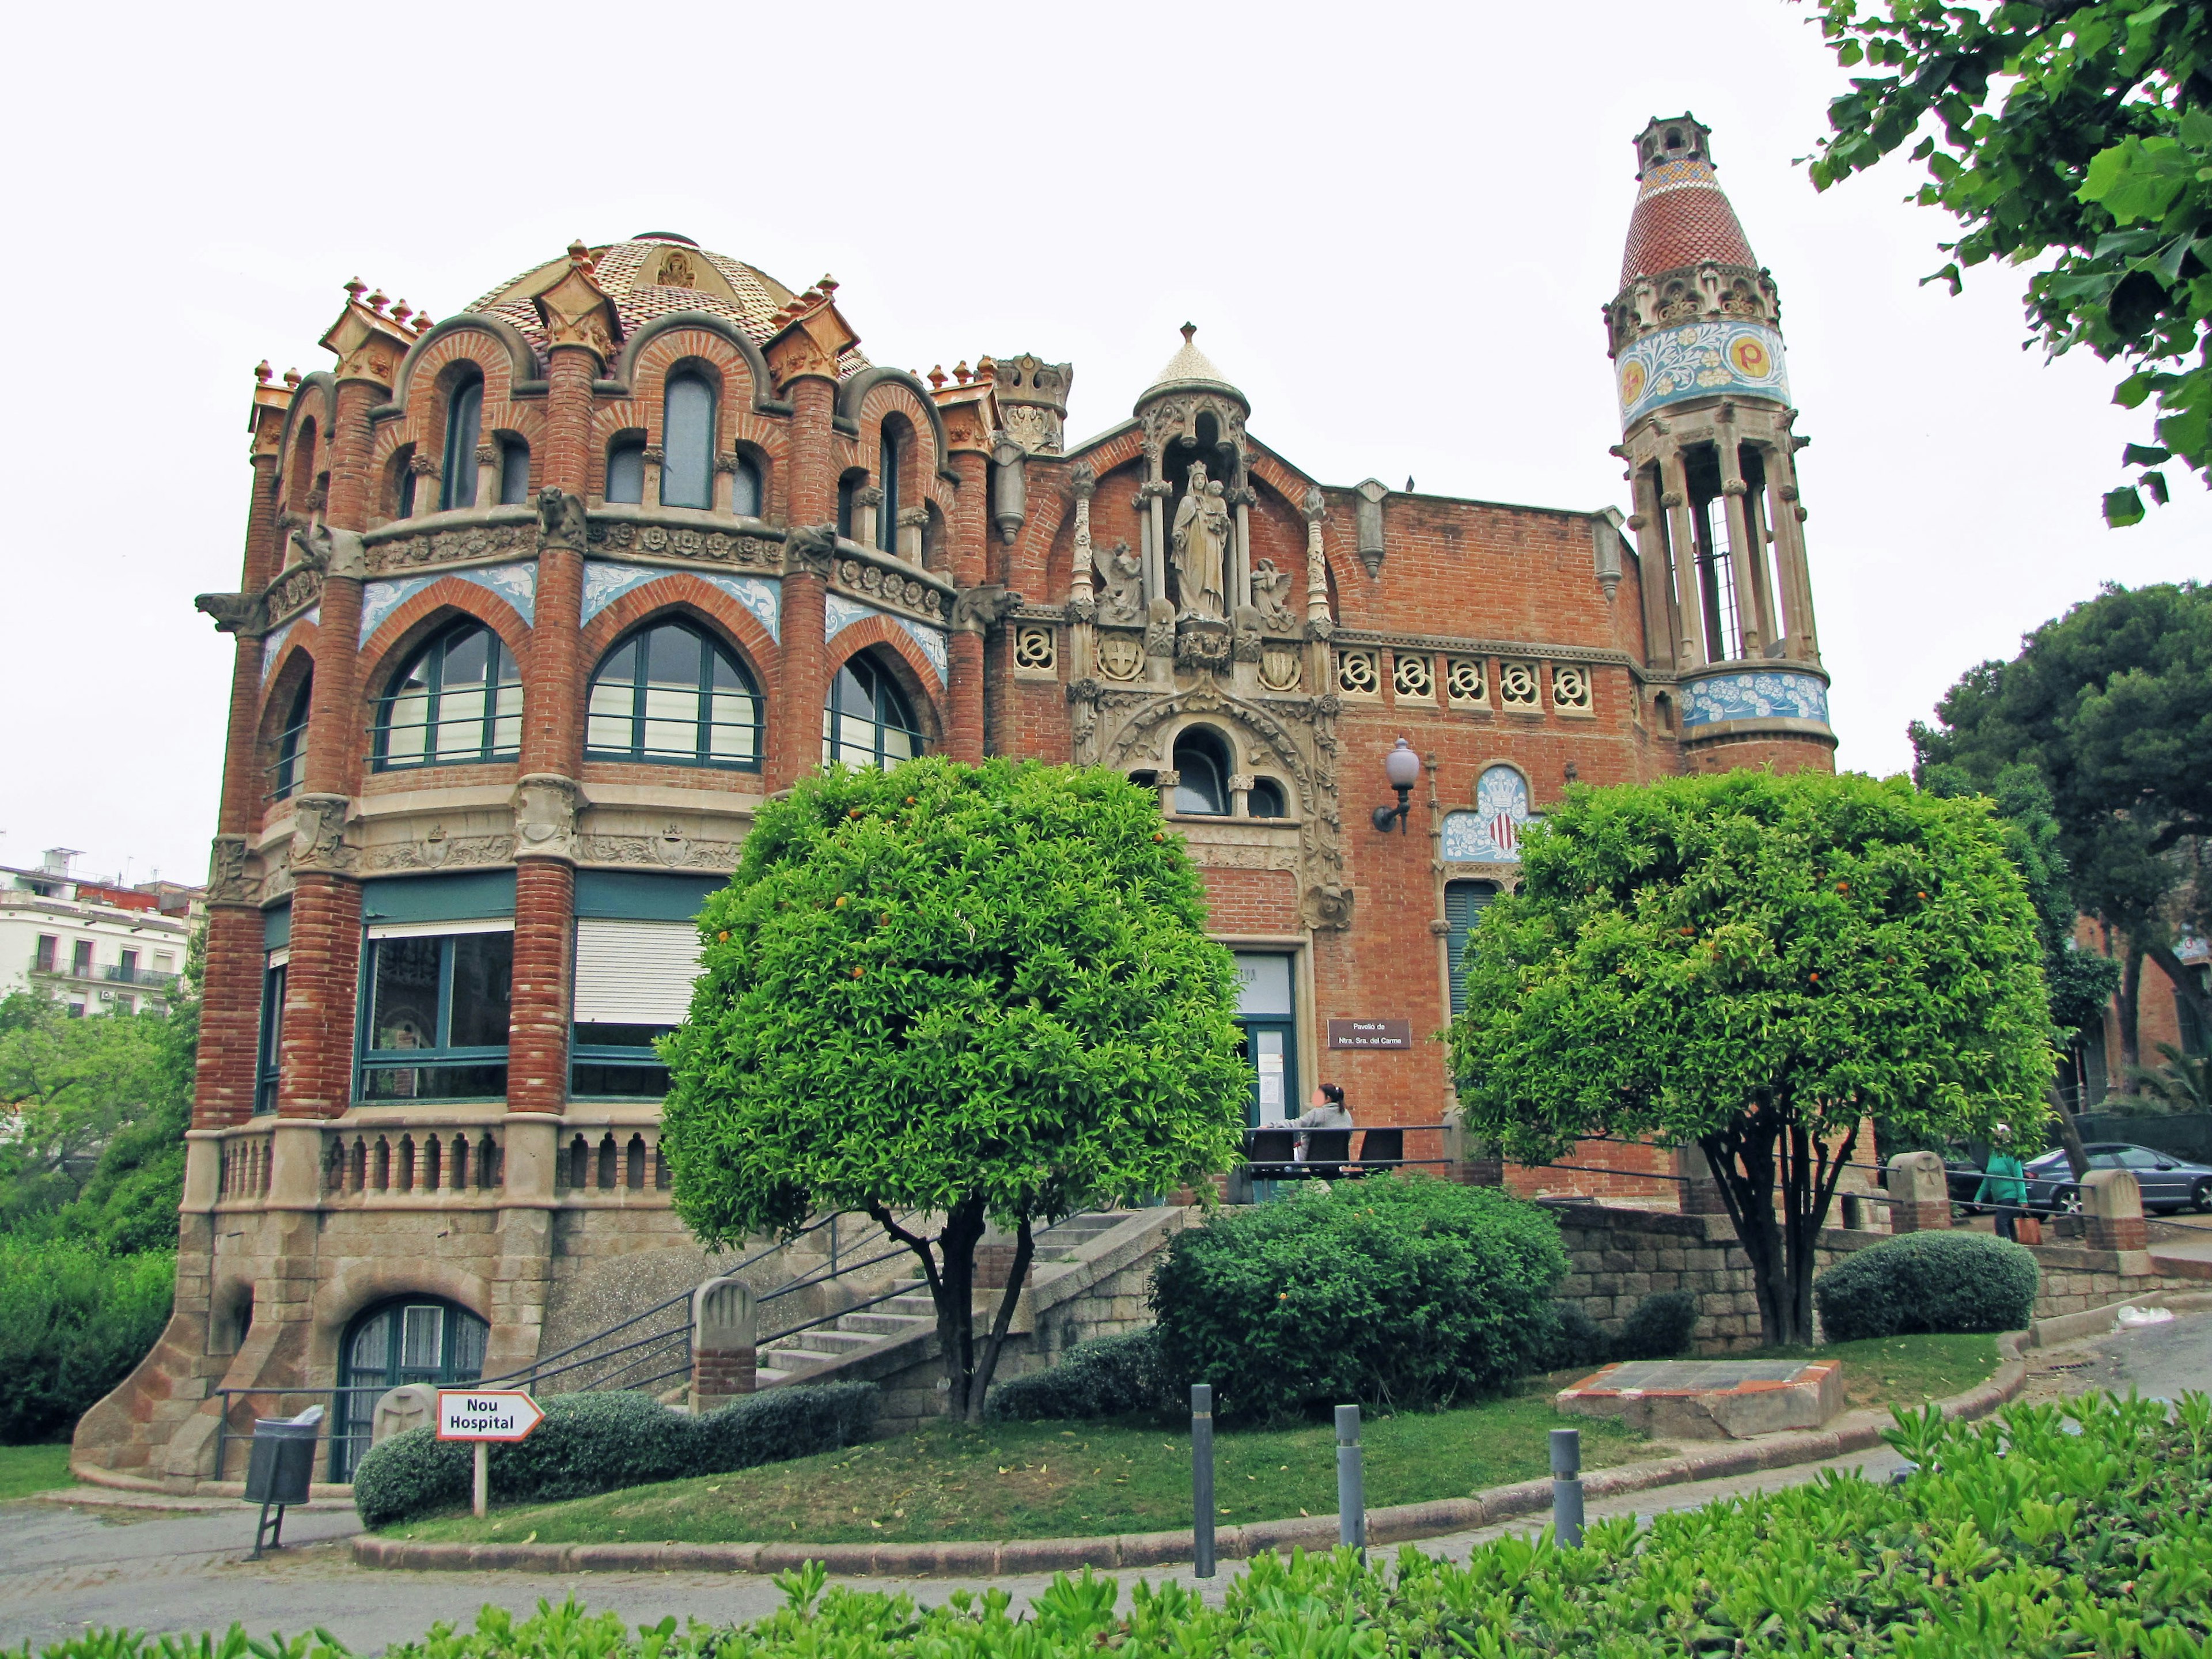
986, 1330, 1172, 1420
1541, 1291, 1698, 1374
0, 1237, 174, 1444
1814, 1230, 2039, 1342
30, 1390, 2210, 1659
353, 1382, 878, 1528
1149, 1176, 1566, 1423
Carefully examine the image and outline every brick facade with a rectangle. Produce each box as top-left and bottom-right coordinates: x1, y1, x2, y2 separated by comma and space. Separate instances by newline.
81, 113, 1846, 1486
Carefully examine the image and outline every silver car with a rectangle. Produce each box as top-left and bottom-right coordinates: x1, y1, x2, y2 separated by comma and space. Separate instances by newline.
2024, 1142, 2212, 1215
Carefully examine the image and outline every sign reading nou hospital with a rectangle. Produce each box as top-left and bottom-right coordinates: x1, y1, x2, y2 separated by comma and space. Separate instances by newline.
436, 1388, 544, 1442
1327, 1018, 1411, 1050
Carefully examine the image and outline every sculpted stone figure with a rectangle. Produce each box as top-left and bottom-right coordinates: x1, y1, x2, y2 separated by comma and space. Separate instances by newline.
536, 486, 588, 551
1169, 462, 1231, 619
1250, 559, 1296, 631
290, 520, 366, 578
1092, 539, 1144, 625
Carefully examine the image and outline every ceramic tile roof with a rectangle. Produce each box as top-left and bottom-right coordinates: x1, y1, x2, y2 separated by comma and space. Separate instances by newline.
1139, 324, 1242, 401
1619, 157, 1758, 287
467, 236, 870, 375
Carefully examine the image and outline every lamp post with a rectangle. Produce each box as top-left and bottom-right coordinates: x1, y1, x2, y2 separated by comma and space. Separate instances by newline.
1372, 737, 1421, 832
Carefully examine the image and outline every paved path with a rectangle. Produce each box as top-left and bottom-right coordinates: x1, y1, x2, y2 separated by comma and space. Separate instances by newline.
5, 1315, 2205, 1657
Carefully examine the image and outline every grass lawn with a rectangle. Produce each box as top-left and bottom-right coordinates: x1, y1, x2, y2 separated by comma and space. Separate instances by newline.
386, 1332, 2005, 1547
0, 1444, 74, 1503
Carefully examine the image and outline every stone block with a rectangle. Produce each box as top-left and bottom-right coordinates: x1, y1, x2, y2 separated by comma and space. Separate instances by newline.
1620, 1272, 1652, 1297
1558, 1358, 1846, 1441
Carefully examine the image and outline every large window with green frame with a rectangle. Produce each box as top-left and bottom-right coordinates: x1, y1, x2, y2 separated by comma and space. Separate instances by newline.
374, 623, 521, 770
585, 620, 762, 770
821, 652, 923, 771
333, 1297, 487, 1479
357, 923, 512, 1100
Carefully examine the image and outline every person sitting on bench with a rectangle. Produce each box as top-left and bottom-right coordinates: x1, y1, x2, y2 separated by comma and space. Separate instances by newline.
1291, 1083, 1352, 1164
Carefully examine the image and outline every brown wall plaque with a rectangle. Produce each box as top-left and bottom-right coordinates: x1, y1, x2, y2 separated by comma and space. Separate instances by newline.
1327, 1018, 1412, 1050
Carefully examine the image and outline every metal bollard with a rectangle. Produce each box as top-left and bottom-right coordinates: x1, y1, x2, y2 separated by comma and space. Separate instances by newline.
1336, 1404, 1366, 1552
1191, 1384, 1216, 1578
1550, 1427, 1584, 1547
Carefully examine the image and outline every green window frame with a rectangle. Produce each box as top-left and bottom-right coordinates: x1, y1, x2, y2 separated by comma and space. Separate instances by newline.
374, 623, 522, 770
356, 927, 513, 1101
822, 653, 923, 771
334, 1297, 487, 1479
270, 678, 310, 801
585, 621, 762, 770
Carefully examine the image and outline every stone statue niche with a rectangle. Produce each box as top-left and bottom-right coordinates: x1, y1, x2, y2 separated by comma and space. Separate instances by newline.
1162, 416, 1240, 622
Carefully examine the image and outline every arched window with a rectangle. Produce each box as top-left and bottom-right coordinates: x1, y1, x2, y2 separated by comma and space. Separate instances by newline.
1172, 727, 1232, 816
731, 453, 763, 518
440, 375, 484, 511
661, 372, 715, 509
1247, 777, 1287, 819
587, 620, 762, 770
393, 447, 418, 520
606, 439, 645, 504
272, 677, 311, 801
823, 653, 923, 770
334, 1296, 487, 1478
877, 422, 902, 554
375, 623, 522, 770
498, 440, 530, 505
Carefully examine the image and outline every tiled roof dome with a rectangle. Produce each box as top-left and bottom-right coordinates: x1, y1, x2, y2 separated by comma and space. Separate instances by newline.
1619, 115, 1758, 288
468, 234, 869, 373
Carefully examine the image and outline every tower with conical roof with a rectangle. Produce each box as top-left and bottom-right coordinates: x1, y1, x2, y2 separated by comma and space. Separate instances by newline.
1606, 115, 1834, 771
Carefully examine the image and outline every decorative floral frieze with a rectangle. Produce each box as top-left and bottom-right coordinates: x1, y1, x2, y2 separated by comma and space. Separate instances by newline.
588, 518, 785, 570
365, 520, 537, 575
832, 556, 948, 622
1679, 669, 1831, 729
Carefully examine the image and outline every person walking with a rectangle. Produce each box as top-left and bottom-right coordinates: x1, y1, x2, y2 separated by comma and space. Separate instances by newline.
1976, 1124, 2028, 1242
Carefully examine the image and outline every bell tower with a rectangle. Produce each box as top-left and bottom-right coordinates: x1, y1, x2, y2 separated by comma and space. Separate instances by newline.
1606, 113, 1835, 771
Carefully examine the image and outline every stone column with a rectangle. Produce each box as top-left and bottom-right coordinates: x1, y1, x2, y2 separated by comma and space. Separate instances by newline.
1066, 462, 1096, 683
2081, 1168, 2148, 1253
691, 1276, 758, 1411
1628, 465, 1676, 672
1302, 487, 1331, 691
1885, 1150, 1952, 1234
1232, 486, 1253, 612
1765, 441, 1820, 663
474, 441, 499, 509
1658, 445, 1709, 668
1715, 431, 1762, 657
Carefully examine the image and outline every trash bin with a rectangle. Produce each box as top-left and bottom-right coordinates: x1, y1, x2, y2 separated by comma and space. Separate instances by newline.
244, 1404, 323, 1556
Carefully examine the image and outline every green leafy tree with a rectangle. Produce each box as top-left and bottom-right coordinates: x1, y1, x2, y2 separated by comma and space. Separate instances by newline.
660, 757, 1249, 1419
1447, 771, 2052, 1348
1808, 0, 2212, 523
1912, 582, 2212, 1075
0, 994, 172, 1229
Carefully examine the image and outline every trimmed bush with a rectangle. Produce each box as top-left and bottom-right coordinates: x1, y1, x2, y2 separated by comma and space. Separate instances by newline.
351, 1381, 879, 1528
986, 1330, 1171, 1420
1149, 1176, 1567, 1423
0, 1237, 175, 1444
1613, 1290, 1698, 1362
1814, 1230, 2039, 1342
1542, 1302, 1613, 1373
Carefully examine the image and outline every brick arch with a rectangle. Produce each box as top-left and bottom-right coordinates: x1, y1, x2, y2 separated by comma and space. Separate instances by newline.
259, 638, 317, 745
628, 326, 765, 431
391, 313, 540, 411
823, 623, 945, 743
357, 579, 534, 706
578, 573, 781, 685
374, 332, 544, 490
1013, 466, 1074, 592
276, 372, 337, 514
261, 618, 322, 714
850, 378, 954, 514
613, 312, 774, 413
840, 368, 953, 482
307, 1263, 494, 1376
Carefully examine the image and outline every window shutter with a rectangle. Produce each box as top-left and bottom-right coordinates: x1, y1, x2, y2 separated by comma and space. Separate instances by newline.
1444, 880, 1498, 1018
574, 919, 703, 1025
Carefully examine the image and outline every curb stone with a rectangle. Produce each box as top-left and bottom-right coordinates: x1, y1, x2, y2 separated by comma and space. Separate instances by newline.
352, 1333, 2029, 1578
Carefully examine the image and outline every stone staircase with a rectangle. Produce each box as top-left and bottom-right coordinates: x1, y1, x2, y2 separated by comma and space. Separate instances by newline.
753, 1210, 1139, 1387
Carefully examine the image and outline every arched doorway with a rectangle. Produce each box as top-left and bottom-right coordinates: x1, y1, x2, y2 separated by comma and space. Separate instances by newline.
334, 1296, 488, 1478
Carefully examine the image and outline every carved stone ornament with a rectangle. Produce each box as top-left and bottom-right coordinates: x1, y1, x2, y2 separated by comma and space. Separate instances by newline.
207, 835, 253, 904
195, 589, 266, 635
1302, 485, 1326, 524
291, 520, 369, 579
1097, 632, 1145, 681
1066, 595, 1098, 626
578, 829, 739, 872
513, 774, 583, 863
1169, 461, 1232, 620
784, 523, 839, 576
532, 248, 622, 367
368, 520, 535, 575
1231, 610, 1264, 664
1069, 460, 1097, 501
854, 484, 885, 509
1302, 884, 1355, 931
1175, 616, 1234, 670
586, 519, 782, 571
536, 487, 588, 553
1354, 479, 1389, 578
1250, 559, 1297, 632
834, 557, 948, 619
289, 793, 355, 874
1092, 539, 1145, 626
1144, 599, 1179, 660
1260, 643, 1302, 692
950, 584, 1024, 635
362, 828, 516, 873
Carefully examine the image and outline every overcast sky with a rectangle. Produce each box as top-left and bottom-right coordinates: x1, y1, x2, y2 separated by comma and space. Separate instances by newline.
2, 0, 2201, 887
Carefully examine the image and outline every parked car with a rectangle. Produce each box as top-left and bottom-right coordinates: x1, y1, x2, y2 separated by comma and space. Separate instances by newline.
2022, 1142, 2212, 1215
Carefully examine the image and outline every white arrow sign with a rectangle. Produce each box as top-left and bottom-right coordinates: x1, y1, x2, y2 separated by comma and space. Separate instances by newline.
435, 1388, 544, 1442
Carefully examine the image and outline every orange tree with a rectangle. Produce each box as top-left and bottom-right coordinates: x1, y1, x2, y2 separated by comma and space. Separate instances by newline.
660, 757, 1248, 1419
1446, 771, 2052, 1347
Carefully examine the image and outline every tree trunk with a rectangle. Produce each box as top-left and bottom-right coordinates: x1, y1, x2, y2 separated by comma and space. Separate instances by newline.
2048, 1077, 2090, 1180
967, 1216, 1035, 1422
2117, 941, 2145, 1081
1701, 1101, 1854, 1349
870, 1196, 987, 1418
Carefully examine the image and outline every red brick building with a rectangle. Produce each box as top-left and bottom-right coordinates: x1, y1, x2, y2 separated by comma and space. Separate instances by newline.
77, 113, 1835, 1484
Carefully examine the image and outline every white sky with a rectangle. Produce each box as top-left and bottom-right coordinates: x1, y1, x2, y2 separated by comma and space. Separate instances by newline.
2, 0, 2202, 887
